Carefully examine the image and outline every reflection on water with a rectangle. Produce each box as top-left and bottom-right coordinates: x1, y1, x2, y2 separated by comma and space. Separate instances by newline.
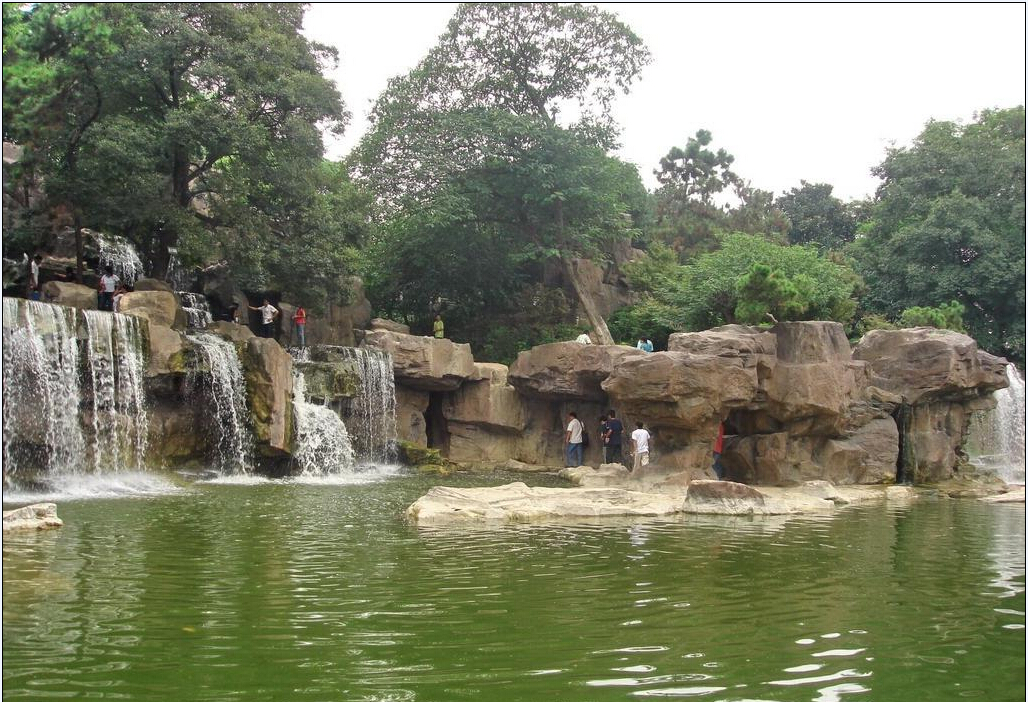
3, 476, 1025, 702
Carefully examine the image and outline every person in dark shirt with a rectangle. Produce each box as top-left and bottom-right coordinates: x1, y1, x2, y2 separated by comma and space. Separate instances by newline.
603, 409, 624, 466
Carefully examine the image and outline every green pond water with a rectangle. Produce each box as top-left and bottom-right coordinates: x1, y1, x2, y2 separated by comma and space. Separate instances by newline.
3, 471, 1025, 701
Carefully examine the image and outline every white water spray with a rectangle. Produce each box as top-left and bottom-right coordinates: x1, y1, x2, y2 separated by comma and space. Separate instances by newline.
98, 233, 144, 283
968, 364, 1026, 484
291, 371, 356, 476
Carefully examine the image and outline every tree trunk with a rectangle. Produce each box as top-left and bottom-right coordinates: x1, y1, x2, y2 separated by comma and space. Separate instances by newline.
553, 198, 614, 345
73, 215, 85, 284
563, 257, 614, 345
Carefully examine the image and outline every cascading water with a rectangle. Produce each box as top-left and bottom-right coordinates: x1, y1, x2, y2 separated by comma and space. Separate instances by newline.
338, 347, 397, 463
2, 298, 160, 497
178, 292, 212, 329
188, 332, 253, 473
98, 233, 144, 283
289, 345, 397, 464
968, 364, 1026, 484
291, 371, 355, 476
83, 310, 149, 473
2, 298, 86, 478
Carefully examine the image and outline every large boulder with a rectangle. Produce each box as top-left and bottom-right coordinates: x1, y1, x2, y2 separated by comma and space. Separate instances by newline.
853, 328, 1007, 404
602, 351, 759, 430
3, 503, 63, 532
133, 277, 173, 293
119, 291, 184, 330
508, 342, 644, 402
40, 281, 97, 310
370, 318, 410, 334
205, 320, 254, 343
240, 337, 293, 454
145, 324, 191, 378
362, 329, 475, 391
668, 325, 777, 380
682, 480, 835, 515
443, 363, 525, 432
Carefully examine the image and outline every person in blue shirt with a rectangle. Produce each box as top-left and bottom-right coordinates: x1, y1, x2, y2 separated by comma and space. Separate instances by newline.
603, 410, 624, 466
643, 338, 654, 353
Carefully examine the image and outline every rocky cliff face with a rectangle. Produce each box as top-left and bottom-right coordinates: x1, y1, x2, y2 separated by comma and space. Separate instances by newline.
385, 321, 1010, 486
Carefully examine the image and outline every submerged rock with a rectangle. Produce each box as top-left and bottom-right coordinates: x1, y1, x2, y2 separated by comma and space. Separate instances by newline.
3, 503, 62, 532
407, 482, 683, 523
682, 480, 835, 515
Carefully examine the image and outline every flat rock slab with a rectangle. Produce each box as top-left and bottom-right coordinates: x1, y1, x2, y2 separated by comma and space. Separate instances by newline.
407, 482, 683, 524
3, 503, 63, 533
980, 486, 1026, 504
683, 480, 835, 515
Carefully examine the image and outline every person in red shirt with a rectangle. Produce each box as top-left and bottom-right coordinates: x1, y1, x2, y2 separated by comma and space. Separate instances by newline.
292, 306, 307, 348
712, 422, 725, 480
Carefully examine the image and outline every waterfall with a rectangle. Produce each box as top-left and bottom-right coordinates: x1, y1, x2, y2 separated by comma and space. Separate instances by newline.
188, 332, 253, 473
291, 371, 355, 476
2, 298, 86, 478
178, 292, 212, 329
98, 233, 144, 283
340, 347, 397, 463
2, 299, 151, 493
82, 310, 149, 473
969, 365, 1026, 484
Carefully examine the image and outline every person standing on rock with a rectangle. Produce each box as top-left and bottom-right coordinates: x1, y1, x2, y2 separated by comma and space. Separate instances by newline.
98, 265, 119, 311
598, 415, 610, 463
27, 254, 42, 300
433, 314, 445, 339
712, 421, 725, 480
249, 299, 279, 338
630, 422, 651, 472
565, 411, 585, 468
604, 410, 624, 466
292, 305, 307, 348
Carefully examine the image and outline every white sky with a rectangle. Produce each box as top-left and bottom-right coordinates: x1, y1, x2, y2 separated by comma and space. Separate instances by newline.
303, 3, 1026, 201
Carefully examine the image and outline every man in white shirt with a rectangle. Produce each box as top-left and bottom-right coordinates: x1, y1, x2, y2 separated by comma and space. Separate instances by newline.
564, 411, 585, 467
630, 422, 651, 472
248, 299, 280, 339
28, 254, 42, 300
575, 331, 592, 344
98, 264, 119, 311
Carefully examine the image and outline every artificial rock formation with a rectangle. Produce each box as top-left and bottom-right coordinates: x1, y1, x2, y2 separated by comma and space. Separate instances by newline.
853, 327, 1009, 482
362, 329, 475, 391
509, 342, 644, 401
3, 503, 63, 532
40, 281, 97, 310
120, 291, 186, 330
241, 337, 294, 456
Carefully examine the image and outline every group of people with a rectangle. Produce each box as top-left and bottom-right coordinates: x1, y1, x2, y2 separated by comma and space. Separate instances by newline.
246, 299, 308, 346
565, 410, 728, 479
564, 410, 653, 472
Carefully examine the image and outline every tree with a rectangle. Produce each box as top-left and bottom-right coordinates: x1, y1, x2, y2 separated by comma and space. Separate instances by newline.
658, 232, 861, 331
734, 263, 808, 324
899, 300, 965, 332
852, 107, 1026, 362
777, 181, 856, 249
3, 3, 119, 278
355, 3, 651, 344
4, 3, 349, 284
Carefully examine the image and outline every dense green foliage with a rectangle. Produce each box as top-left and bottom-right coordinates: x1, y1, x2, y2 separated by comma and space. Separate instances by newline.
656, 233, 861, 331
356, 3, 651, 349
851, 107, 1025, 360
3, 3, 1023, 362
777, 181, 857, 249
898, 301, 966, 332
3, 2, 366, 309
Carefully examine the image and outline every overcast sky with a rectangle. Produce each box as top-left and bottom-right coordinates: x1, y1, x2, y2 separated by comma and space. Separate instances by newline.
303, 3, 1026, 201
